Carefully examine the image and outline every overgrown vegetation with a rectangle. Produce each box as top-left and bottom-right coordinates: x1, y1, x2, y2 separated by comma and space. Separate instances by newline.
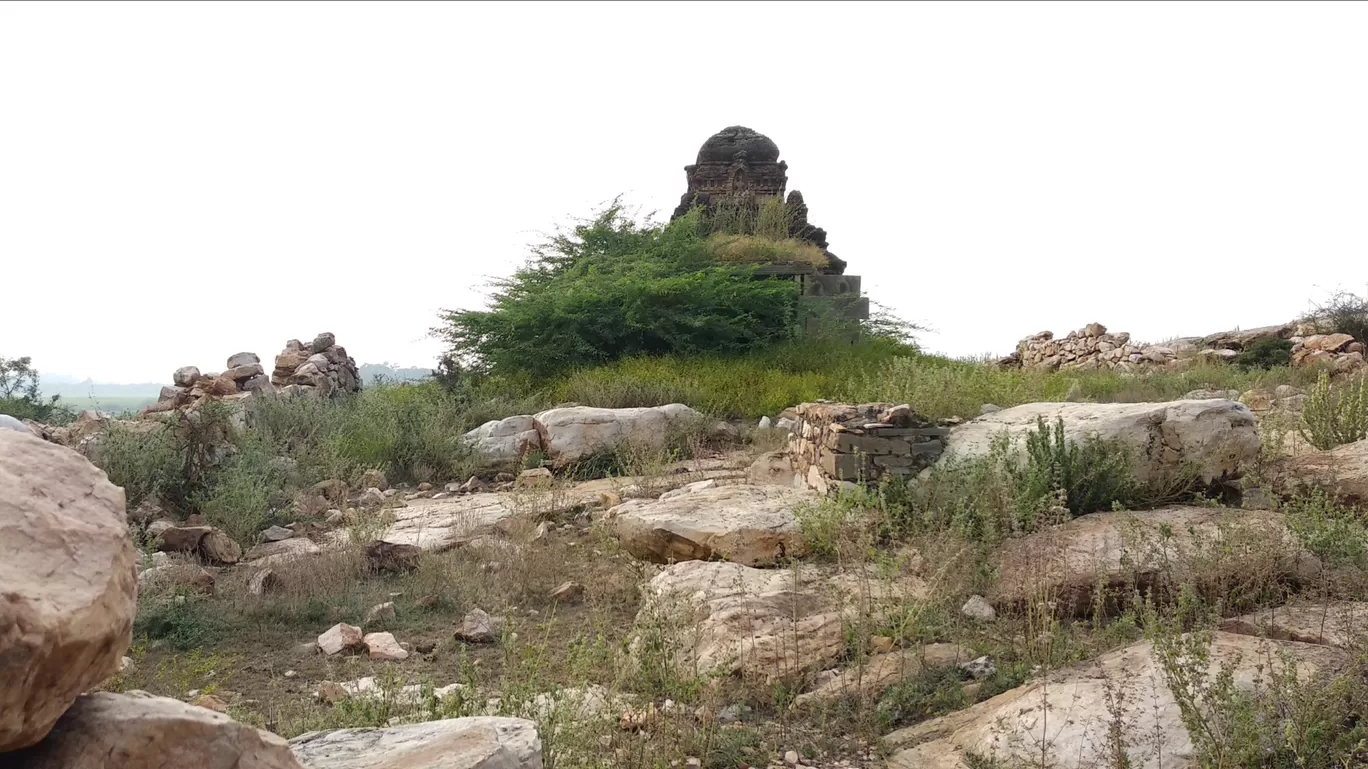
434, 203, 806, 380
1304, 287, 1368, 345
92, 384, 487, 542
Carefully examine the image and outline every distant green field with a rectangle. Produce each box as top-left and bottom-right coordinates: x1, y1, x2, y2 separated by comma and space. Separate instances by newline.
56, 394, 157, 415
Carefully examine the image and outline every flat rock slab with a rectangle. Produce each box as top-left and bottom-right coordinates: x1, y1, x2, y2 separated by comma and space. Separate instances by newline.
246, 537, 324, 566
988, 506, 1321, 615
0, 431, 137, 752
327, 495, 517, 552
604, 484, 815, 566
885, 632, 1346, 769
637, 559, 922, 684
1220, 601, 1368, 648
9, 690, 301, 768
940, 399, 1260, 484
289, 716, 541, 769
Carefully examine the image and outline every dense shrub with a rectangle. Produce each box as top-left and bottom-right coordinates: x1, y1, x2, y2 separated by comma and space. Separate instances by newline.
1233, 338, 1293, 370
1300, 370, 1368, 450
434, 203, 803, 380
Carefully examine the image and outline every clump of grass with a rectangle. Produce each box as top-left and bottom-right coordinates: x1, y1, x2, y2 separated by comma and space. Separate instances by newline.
706, 233, 828, 269
845, 354, 1319, 421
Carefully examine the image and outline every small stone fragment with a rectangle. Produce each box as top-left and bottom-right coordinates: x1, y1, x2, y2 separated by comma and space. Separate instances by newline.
365, 601, 396, 625
454, 608, 501, 644
317, 623, 364, 656
247, 568, 280, 596
961, 594, 996, 621
550, 581, 585, 604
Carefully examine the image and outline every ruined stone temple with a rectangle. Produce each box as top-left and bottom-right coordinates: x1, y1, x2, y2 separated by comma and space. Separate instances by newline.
669, 126, 869, 333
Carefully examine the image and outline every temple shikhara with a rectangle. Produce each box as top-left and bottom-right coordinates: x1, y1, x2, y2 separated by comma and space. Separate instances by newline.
670, 125, 868, 331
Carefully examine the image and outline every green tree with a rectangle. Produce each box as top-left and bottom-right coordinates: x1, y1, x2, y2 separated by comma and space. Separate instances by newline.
433, 202, 802, 379
0, 356, 68, 422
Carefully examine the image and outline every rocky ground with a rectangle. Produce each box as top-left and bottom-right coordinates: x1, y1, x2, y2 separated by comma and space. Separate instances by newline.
4, 378, 1368, 768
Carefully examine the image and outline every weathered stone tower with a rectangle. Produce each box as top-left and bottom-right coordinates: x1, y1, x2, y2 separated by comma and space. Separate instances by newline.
670, 126, 868, 333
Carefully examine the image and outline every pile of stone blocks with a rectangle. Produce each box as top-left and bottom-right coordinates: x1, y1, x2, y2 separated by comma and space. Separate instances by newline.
269, 332, 361, 396
787, 402, 947, 492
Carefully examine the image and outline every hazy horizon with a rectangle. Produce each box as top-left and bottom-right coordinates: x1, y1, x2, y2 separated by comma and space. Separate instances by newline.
4, 1, 1366, 383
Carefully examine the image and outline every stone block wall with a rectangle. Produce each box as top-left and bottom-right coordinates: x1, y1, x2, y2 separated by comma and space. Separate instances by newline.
787, 402, 947, 492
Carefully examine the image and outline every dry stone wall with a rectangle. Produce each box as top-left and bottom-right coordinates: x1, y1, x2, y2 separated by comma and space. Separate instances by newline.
269, 332, 361, 397
141, 332, 360, 419
787, 402, 947, 492
1003, 320, 1365, 375
1001, 323, 1176, 372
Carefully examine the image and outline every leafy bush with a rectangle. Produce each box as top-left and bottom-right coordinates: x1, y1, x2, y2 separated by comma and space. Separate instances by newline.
434, 203, 802, 380
196, 435, 291, 543
1152, 614, 1368, 769
1300, 370, 1368, 450
92, 422, 187, 509
1013, 416, 1139, 520
1233, 338, 1293, 370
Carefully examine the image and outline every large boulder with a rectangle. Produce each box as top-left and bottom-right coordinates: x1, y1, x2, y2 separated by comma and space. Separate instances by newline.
988, 506, 1320, 615
289, 716, 541, 769
462, 416, 542, 468
885, 632, 1346, 769
1, 413, 35, 434
1271, 438, 1368, 507
602, 483, 814, 566
532, 404, 705, 468
0, 430, 137, 752
8, 690, 302, 768
940, 400, 1260, 485
635, 559, 921, 684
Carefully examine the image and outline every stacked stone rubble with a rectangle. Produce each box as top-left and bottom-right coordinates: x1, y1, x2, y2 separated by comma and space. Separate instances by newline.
1288, 327, 1366, 374
787, 402, 946, 492
1002, 320, 1365, 375
999, 323, 1176, 372
138, 333, 360, 420
269, 332, 361, 397
141, 352, 272, 418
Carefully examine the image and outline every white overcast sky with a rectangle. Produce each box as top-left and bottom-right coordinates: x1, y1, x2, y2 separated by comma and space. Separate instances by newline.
2, 1, 1366, 383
